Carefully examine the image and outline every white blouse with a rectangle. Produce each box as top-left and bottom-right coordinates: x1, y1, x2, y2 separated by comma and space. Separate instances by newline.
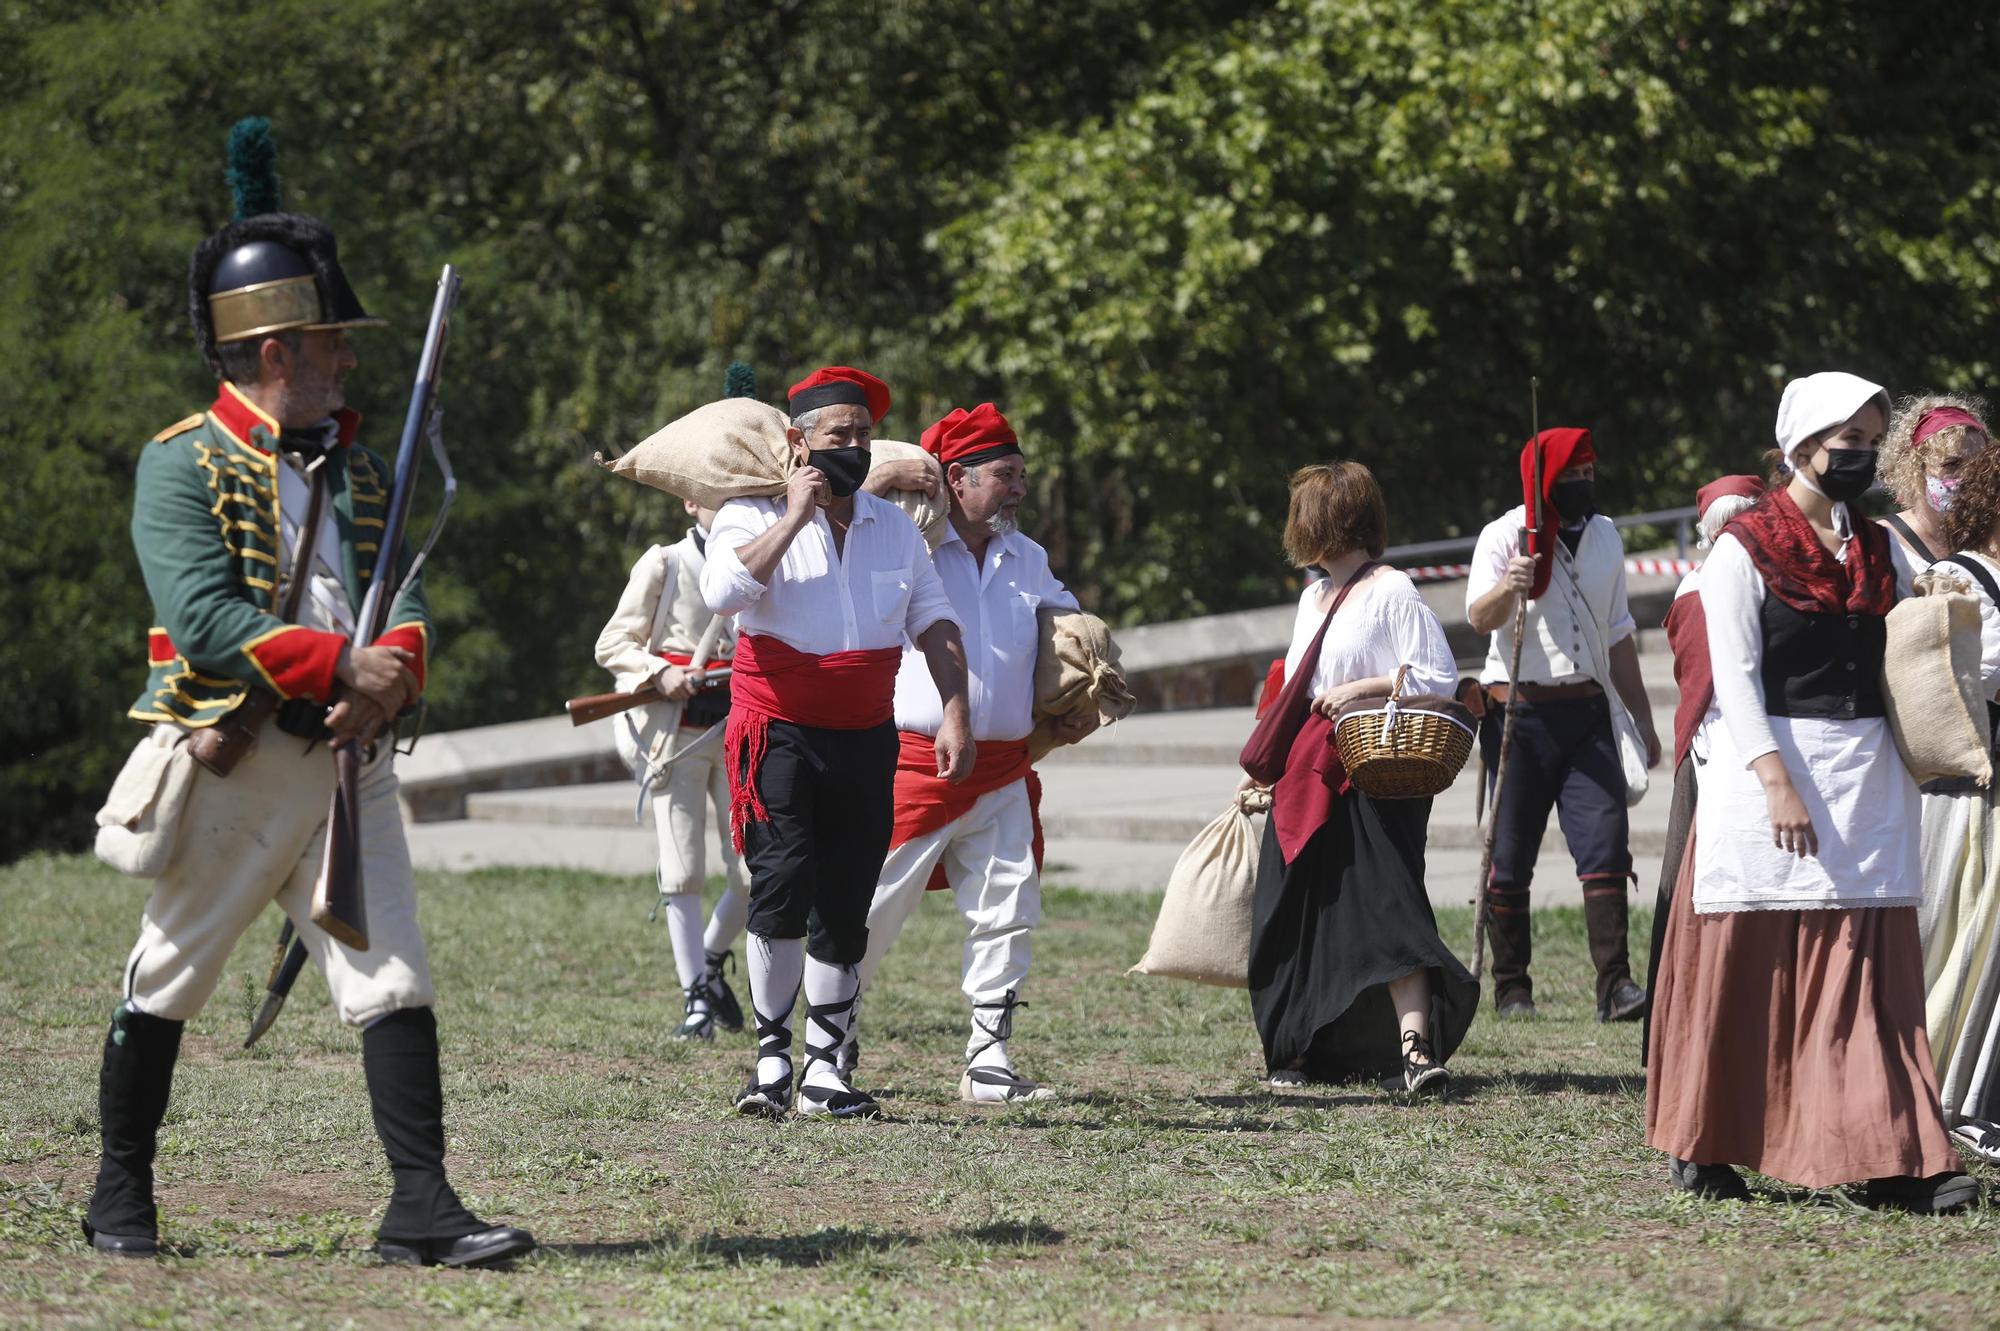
1283, 568, 1456, 699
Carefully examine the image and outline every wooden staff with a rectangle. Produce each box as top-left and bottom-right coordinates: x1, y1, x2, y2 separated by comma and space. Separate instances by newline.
1472, 377, 1541, 980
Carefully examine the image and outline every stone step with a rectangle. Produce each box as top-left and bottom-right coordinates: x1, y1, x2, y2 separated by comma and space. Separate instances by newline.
463, 747, 1677, 854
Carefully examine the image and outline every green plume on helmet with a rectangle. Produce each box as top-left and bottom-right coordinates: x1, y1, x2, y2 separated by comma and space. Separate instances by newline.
723, 361, 756, 399
225, 116, 281, 220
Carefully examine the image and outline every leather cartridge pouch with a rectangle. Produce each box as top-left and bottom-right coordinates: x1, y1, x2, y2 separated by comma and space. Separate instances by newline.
186, 456, 329, 777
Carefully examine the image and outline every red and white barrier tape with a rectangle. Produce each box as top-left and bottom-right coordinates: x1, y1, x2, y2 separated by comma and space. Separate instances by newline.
1403, 558, 1697, 584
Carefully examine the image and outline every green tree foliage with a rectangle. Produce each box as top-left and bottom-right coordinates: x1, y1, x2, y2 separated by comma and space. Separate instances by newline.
943, 0, 1998, 615
2, 0, 1994, 858
0, 0, 1242, 857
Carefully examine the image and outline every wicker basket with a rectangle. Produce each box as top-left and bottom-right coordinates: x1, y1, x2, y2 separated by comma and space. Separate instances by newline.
1334, 665, 1477, 800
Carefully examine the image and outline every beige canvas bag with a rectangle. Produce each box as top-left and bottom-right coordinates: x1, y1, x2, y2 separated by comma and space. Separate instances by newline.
597, 397, 796, 509
1128, 793, 1265, 988
1027, 608, 1138, 760
1884, 566, 1993, 786
94, 722, 199, 878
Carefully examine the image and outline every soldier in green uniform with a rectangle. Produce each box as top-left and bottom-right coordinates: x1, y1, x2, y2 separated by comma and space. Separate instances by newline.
83, 163, 535, 1267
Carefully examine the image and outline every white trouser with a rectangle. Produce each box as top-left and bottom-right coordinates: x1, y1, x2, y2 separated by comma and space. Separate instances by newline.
652, 740, 743, 897
859, 779, 1040, 1055
123, 718, 433, 1028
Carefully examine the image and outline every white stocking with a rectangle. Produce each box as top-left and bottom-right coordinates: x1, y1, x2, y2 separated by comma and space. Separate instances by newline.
800, 957, 860, 1093
746, 933, 803, 1087
659, 892, 705, 1003
704, 885, 749, 962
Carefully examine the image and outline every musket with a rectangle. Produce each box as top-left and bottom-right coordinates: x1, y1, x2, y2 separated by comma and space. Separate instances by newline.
243, 264, 463, 1048
565, 666, 732, 727
1471, 377, 1541, 981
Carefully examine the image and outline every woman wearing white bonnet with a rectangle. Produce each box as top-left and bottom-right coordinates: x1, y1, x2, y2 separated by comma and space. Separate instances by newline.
1646, 371, 1975, 1212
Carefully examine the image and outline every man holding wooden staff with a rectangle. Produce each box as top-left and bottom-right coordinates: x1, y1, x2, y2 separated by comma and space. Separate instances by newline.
82, 139, 533, 1267
847, 403, 1096, 1104
700, 365, 974, 1119
1466, 428, 1660, 1022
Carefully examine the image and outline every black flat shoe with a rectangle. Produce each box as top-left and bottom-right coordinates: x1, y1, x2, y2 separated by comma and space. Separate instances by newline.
1598, 980, 1649, 1024
81, 1219, 158, 1257
1860, 1172, 1981, 1215
1396, 1031, 1450, 1100
1669, 1156, 1751, 1201
1497, 997, 1538, 1020
676, 982, 717, 1043
378, 1224, 537, 1268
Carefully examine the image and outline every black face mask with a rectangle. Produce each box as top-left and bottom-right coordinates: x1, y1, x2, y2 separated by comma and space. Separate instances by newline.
1550, 477, 1596, 524
810, 446, 870, 499
1815, 448, 1878, 503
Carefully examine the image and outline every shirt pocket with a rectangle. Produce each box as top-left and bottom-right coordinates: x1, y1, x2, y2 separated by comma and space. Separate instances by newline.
870, 569, 913, 627
1008, 588, 1043, 641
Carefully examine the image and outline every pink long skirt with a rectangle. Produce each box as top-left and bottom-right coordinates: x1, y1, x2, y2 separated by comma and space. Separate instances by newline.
1646, 824, 1960, 1187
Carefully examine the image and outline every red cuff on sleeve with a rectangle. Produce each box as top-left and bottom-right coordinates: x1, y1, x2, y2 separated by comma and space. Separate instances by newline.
372, 623, 430, 695
242, 626, 348, 702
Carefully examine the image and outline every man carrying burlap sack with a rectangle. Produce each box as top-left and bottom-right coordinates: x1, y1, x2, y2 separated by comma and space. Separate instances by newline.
847, 403, 1105, 1103
699, 365, 975, 1121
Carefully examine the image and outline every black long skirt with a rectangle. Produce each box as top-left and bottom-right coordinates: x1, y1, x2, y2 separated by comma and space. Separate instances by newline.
1249, 789, 1479, 1081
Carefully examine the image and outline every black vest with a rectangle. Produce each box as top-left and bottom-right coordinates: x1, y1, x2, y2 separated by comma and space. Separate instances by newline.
1758, 597, 1886, 720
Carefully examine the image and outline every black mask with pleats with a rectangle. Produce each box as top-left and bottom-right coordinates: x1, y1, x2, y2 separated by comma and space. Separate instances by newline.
811, 446, 870, 499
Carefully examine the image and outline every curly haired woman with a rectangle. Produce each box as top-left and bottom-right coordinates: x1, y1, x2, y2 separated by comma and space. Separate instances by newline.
1877, 392, 1991, 569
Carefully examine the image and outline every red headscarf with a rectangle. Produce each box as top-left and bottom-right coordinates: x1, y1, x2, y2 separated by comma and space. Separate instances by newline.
1912, 406, 1990, 449
787, 366, 892, 423
921, 402, 1022, 468
1519, 427, 1595, 598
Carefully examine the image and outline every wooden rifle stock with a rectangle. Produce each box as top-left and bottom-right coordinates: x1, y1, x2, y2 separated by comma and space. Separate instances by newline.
565, 666, 732, 727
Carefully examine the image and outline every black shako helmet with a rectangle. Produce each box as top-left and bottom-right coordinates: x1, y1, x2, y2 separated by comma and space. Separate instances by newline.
188, 211, 385, 377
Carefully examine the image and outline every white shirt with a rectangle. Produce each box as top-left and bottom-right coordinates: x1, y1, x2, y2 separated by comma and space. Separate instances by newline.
1467, 507, 1635, 685
701, 489, 958, 654
275, 446, 353, 636
1283, 568, 1456, 698
894, 526, 1080, 741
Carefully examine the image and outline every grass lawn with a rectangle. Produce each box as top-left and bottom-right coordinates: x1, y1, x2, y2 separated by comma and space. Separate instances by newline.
2, 853, 1996, 1329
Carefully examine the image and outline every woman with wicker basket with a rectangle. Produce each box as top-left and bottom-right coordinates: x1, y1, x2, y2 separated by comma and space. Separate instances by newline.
1239, 463, 1478, 1097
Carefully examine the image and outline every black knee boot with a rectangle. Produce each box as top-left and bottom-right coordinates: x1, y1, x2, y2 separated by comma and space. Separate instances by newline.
1484, 885, 1535, 1014
362, 1007, 536, 1267
84, 1002, 184, 1255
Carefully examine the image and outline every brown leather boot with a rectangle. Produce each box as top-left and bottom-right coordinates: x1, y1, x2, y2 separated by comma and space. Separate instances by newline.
1484, 885, 1534, 1015
1584, 881, 1646, 1021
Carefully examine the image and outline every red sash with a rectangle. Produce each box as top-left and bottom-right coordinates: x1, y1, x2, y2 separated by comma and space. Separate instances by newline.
723, 632, 901, 851
888, 731, 1044, 892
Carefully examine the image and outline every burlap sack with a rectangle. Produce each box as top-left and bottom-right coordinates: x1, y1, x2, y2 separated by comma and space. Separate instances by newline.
1884, 570, 1993, 786
1128, 798, 1262, 987
867, 440, 950, 550
595, 398, 795, 509
1027, 608, 1137, 760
